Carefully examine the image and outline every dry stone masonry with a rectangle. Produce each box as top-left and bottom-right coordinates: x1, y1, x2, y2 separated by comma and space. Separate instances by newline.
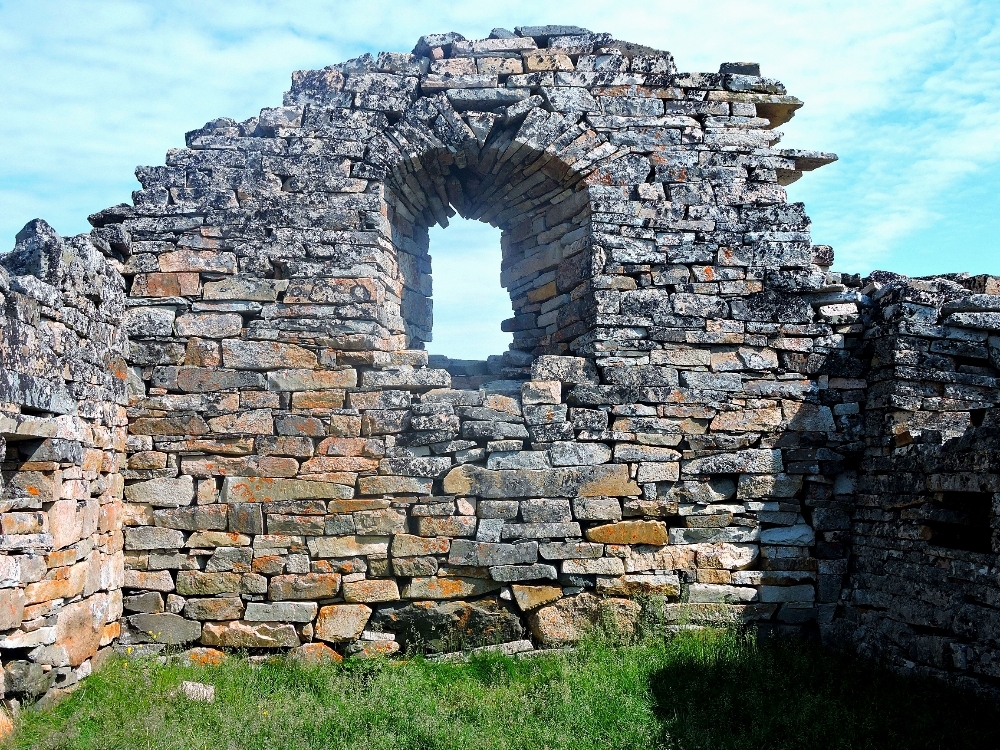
0, 221, 128, 702
1, 25, 999, 702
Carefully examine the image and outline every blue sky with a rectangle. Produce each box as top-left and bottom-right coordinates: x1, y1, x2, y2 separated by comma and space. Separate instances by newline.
1, 0, 997, 358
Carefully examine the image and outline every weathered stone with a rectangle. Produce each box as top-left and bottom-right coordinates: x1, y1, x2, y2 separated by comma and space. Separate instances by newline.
520, 499, 572, 523
596, 573, 681, 597
181, 681, 216, 702
222, 340, 318, 370
696, 543, 759, 570
531, 356, 599, 385
358, 476, 433, 495
585, 520, 668, 545
221, 477, 353, 503
269, 573, 341, 600
183, 597, 244, 621
417, 516, 477, 537
759, 524, 815, 546
176, 571, 242, 596
0, 588, 26, 630
682, 450, 783, 475
549, 442, 611, 466
245, 601, 318, 622
343, 578, 400, 603
124, 476, 194, 507
307, 535, 389, 558
174, 313, 243, 339
290, 642, 343, 664
124, 591, 164, 614
129, 612, 202, 644
400, 576, 501, 600
490, 563, 558, 581
201, 620, 300, 648
443, 464, 640, 498
125, 526, 184, 551
449, 539, 537, 566
315, 604, 372, 642
572, 496, 622, 521
510, 584, 563, 612
562, 557, 626, 576
154, 504, 228, 531
528, 593, 641, 646
371, 600, 522, 653
391, 534, 450, 557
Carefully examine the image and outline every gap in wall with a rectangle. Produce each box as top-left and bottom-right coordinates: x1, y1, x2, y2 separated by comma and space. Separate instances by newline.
426, 215, 512, 361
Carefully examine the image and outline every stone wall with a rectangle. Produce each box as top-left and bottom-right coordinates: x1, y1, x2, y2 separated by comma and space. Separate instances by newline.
103, 25, 844, 656
822, 273, 1000, 691
0, 220, 129, 704
2, 23, 999, 699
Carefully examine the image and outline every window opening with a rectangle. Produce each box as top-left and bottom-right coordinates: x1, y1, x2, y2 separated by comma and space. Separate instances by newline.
926, 491, 994, 554
426, 216, 512, 362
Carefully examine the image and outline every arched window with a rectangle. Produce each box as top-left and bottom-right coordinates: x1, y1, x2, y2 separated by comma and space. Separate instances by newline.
426, 216, 512, 361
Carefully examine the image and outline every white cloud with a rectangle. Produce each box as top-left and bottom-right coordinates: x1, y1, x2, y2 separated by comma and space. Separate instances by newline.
1, 0, 997, 283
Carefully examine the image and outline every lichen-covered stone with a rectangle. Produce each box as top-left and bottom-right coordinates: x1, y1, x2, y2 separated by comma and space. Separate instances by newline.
371, 600, 523, 653
201, 621, 300, 648
315, 604, 372, 642
528, 593, 641, 646
9, 23, 998, 701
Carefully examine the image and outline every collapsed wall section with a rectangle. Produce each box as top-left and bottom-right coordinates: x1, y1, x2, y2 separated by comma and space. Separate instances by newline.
0, 221, 129, 704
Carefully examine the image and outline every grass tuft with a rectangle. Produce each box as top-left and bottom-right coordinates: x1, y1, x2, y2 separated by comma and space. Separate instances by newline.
5, 628, 1000, 750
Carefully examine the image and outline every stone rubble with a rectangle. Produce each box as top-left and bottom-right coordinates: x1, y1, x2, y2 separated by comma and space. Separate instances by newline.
1, 24, 998, 703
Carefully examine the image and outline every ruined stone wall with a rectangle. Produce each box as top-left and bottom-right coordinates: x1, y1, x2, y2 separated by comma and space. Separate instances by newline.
2, 22, 999, 698
99, 25, 845, 656
0, 221, 129, 704
823, 273, 1000, 692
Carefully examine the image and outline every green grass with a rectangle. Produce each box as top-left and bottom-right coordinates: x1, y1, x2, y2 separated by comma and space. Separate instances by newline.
7, 628, 1000, 750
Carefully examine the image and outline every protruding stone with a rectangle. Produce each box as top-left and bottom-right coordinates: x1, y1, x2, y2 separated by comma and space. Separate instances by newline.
315, 604, 372, 642
201, 620, 301, 648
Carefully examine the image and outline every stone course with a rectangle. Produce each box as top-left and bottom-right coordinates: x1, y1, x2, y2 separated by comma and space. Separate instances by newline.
1, 24, 999, 703
0, 220, 129, 704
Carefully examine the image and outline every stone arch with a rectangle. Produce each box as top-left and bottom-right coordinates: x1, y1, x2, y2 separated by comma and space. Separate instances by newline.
7, 25, 1000, 704
376, 98, 601, 355
85, 27, 849, 657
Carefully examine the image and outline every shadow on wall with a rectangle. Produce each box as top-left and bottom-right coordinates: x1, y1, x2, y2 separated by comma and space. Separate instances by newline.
821, 273, 1000, 692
